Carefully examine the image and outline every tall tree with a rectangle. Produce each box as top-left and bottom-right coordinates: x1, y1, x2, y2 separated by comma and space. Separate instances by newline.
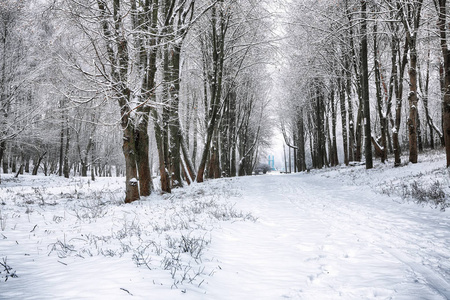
434, 0, 450, 167
361, 0, 373, 169
196, 2, 227, 183
400, 0, 423, 164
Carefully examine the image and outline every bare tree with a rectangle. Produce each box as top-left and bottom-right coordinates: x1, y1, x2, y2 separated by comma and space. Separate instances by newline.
434, 0, 450, 167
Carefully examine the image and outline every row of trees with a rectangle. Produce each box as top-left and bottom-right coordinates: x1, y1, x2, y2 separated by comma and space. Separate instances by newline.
0, 0, 124, 182
0, 0, 274, 202
277, 0, 450, 172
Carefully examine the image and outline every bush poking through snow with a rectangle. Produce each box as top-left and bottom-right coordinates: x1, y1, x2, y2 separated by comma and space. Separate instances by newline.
404, 180, 447, 209
72, 199, 109, 221
180, 233, 210, 260
382, 179, 448, 210
48, 237, 76, 258
165, 232, 211, 261
0, 257, 18, 281
210, 203, 257, 222
1, 174, 256, 292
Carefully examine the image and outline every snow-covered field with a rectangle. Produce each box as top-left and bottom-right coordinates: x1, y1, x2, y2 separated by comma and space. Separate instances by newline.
1, 151, 449, 299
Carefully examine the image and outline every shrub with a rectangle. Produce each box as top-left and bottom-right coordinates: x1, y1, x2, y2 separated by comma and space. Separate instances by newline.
0, 257, 18, 281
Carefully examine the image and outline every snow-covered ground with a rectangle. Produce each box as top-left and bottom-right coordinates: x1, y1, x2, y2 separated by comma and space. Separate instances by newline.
1, 151, 449, 299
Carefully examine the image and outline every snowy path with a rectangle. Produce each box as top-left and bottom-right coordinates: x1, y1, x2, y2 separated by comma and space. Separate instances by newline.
205, 173, 450, 299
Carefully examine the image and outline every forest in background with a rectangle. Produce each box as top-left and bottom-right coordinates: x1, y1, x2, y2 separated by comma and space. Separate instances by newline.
2, 0, 450, 203
0, 0, 274, 203
276, 0, 450, 172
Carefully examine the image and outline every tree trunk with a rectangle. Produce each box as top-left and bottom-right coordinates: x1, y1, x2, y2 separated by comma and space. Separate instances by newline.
197, 4, 225, 183
297, 108, 307, 171
338, 74, 349, 165
181, 134, 197, 181
435, 0, 450, 167
90, 139, 96, 181
133, 0, 158, 196
153, 109, 171, 193
293, 132, 297, 172
81, 163, 88, 177
168, 44, 183, 188
220, 97, 229, 177
400, 0, 423, 164
230, 137, 237, 177
97, 0, 140, 202
0, 141, 5, 173
119, 96, 141, 202
24, 156, 30, 173
330, 86, 338, 166
32, 151, 46, 176
355, 100, 363, 162
345, 0, 359, 162
325, 107, 332, 167
315, 80, 325, 169
420, 41, 433, 149
135, 116, 153, 196
63, 122, 70, 178
58, 111, 64, 176
229, 91, 237, 176
374, 21, 387, 163
394, 36, 409, 166
288, 143, 292, 172
361, 0, 373, 169
122, 120, 140, 203
407, 44, 419, 163
192, 97, 198, 168
14, 164, 23, 178
347, 76, 355, 162
208, 133, 221, 178
12, 157, 16, 173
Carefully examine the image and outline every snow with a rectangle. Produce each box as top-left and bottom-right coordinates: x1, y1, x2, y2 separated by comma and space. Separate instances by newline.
1, 152, 450, 299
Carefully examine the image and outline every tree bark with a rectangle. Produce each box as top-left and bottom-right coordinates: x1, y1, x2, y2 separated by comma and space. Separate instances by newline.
63, 120, 70, 178
103, 0, 140, 202
397, 0, 423, 163
297, 108, 307, 171
374, 21, 387, 163
121, 115, 140, 203
153, 109, 171, 193
58, 103, 64, 177
197, 3, 226, 182
168, 44, 183, 188
435, 0, 450, 167
316, 80, 325, 169
0, 141, 5, 174
406, 11, 421, 163
134, 0, 158, 196
32, 151, 46, 176
181, 133, 197, 181
361, 0, 373, 169
338, 73, 349, 166
330, 85, 338, 166
393, 34, 409, 166
135, 117, 152, 196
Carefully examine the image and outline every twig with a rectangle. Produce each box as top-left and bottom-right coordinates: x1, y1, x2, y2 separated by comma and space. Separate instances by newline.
120, 288, 133, 296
